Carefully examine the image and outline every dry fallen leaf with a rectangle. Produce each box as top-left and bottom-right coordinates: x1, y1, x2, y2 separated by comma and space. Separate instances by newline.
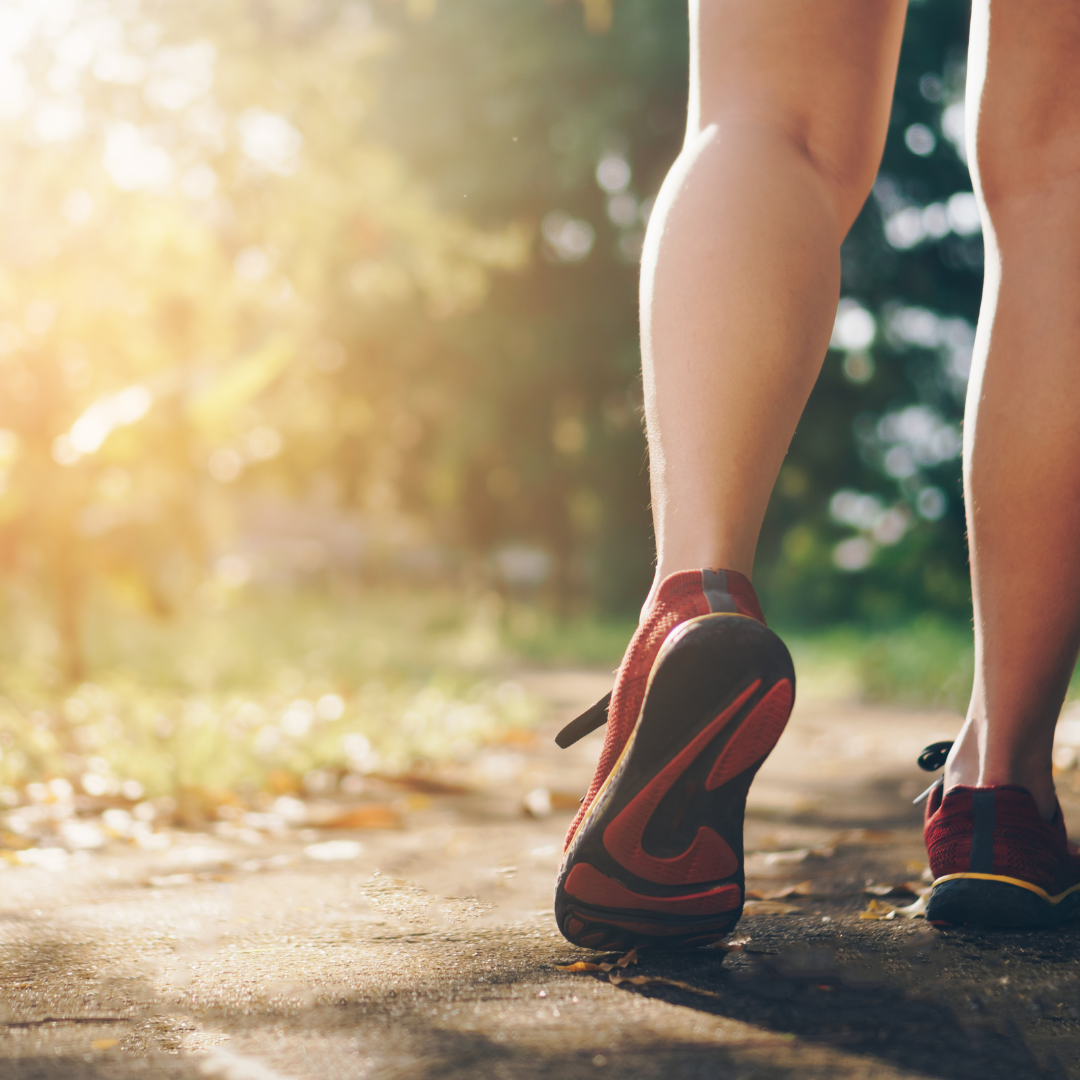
0, 832, 35, 851
894, 895, 928, 918
374, 773, 471, 796
266, 770, 303, 796
743, 899, 801, 915
522, 789, 552, 818
764, 880, 814, 900
863, 884, 896, 897
525, 789, 582, 815
323, 805, 402, 830
860, 895, 928, 920
863, 883, 918, 899
608, 972, 721, 999
557, 948, 638, 974
174, 785, 245, 828
860, 898, 898, 920
859, 881, 928, 898
761, 848, 811, 865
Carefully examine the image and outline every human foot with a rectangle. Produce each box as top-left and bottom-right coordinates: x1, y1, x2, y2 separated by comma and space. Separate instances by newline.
923, 777, 1080, 928
553, 569, 794, 951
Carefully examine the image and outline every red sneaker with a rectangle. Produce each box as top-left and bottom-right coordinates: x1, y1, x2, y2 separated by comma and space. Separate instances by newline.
924, 781, 1080, 928
553, 568, 794, 950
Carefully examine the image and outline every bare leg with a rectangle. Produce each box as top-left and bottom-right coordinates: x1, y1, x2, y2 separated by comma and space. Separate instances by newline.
641, 0, 907, 609
945, 0, 1080, 820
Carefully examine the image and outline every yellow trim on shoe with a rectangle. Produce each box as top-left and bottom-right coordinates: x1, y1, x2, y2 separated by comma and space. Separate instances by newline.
566, 612, 755, 855
932, 872, 1080, 906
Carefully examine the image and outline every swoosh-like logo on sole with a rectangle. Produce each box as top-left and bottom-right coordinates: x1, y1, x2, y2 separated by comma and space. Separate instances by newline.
706, 680, 793, 790
564, 862, 741, 916
602, 682, 759, 884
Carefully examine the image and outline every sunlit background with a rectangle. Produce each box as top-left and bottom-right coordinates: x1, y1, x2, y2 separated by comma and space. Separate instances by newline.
0, 0, 1028, 828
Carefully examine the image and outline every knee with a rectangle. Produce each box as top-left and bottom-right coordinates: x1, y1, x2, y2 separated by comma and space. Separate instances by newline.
796, 124, 885, 233
697, 108, 883, 234
974, 111, 1080, 225
969, 5, 1080, 223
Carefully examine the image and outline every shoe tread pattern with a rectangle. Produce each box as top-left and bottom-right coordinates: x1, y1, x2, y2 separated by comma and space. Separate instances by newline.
555, 615, 794, 950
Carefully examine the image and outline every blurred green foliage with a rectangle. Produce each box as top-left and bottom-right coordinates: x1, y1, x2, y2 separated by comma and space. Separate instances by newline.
782, 617, 975, 715
0, 587, 541, 796
0, 0, 982, 697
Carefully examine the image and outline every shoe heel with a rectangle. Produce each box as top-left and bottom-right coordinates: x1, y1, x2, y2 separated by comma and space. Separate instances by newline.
555, 615, 794, 952
926, 877, 1072, 929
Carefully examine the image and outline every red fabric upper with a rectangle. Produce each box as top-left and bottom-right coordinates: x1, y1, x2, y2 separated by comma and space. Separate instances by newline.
726, 572, 765, 625
924, 782, 1080, 896
564, 568, 764, 848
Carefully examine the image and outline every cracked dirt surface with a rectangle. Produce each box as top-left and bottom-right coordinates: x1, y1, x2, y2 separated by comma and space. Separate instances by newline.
3, 670, 1080, 1080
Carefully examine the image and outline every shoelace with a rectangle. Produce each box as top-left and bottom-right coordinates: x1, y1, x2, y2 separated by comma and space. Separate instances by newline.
554, 692, 610, 748
913, 740, 954, 805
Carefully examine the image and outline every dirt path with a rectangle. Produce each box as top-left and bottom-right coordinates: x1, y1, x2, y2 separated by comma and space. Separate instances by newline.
3, 671, 1080, 1079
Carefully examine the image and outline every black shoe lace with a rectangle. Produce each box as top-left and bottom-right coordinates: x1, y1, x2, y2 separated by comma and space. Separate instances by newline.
554, 691, 611, 748
913, 740, 953, 805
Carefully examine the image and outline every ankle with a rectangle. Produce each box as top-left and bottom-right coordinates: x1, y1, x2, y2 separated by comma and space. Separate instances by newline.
945, 732, 1057, 820
984, 765, 1057, 821
943, 726, 980, 789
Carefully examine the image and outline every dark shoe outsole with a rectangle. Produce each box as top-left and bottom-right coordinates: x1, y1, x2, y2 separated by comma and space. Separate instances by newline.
555, 614, 795, 951
927, 877, 1080, 929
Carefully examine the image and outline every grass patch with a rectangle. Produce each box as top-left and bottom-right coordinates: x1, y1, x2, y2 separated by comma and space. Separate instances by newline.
781, 616, 974, 712
2, 586, 1076, 802
0, 587, 541, 800
502, 604, 635, 669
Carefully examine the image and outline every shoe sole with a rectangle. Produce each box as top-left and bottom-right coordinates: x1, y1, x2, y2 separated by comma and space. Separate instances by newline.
927, 875, 1080, 929
554, 614, 795, 951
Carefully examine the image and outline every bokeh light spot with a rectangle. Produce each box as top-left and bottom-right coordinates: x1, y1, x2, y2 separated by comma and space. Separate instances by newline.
541, 212, 595, 263
831, 299, 876, 351
833, 537, 875, 573
595, 155, 630, 194
904, 123, 936, 157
